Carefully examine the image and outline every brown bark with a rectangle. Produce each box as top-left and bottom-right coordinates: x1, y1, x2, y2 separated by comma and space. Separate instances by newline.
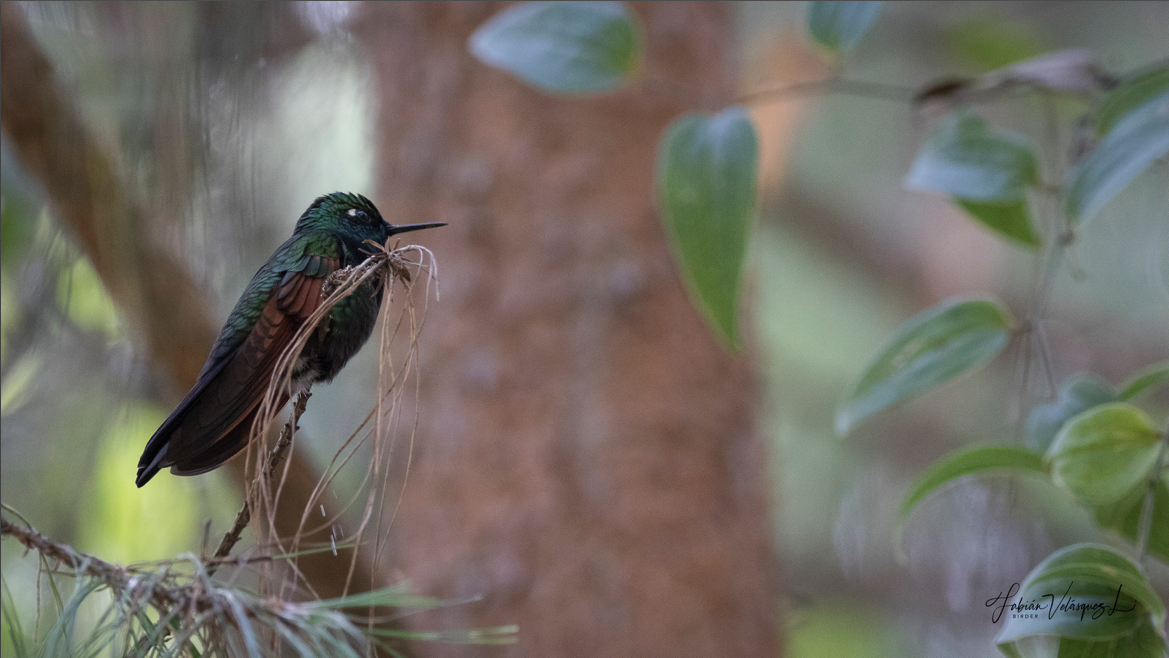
364, 3, 778, 656
0, 2, 367, 600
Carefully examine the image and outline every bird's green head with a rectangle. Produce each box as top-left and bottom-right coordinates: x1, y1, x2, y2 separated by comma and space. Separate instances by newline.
296, 192, 444, 243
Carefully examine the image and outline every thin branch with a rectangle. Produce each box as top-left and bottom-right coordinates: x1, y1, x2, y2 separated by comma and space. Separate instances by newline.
1010, 93, 1072, 437
1, 517, 187, 615
3, 518, 115, 583
831, 79, 918, 103
737, 76, 915, 106
208, 390, 312, 577
1032, 321, 1058, 399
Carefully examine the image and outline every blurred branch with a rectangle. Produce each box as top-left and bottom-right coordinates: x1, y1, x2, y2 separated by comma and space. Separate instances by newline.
0, 3, 369, 599
1, 515, 174, 605
738, 76, 915, 106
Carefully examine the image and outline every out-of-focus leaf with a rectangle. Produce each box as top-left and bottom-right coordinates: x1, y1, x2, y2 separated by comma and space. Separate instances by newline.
1, 273, 21, 363
656, 107, 758, 349
917, 49, 1113, 114
304, 584, 441, 611
836, 297, 1015, 435
0, 352, 41, 414
1118, 361, 1169, 401
468, 1, 642, 95
786, 603, 902, 658
1, 578, 30, 658
1045, 403, 1162, 506
370, 626, 519, 645
995, 544, 1165, 653
1098, 65, 1169, 135
77, 403, 203, 562
954, 198, 1039, 248
1016, 623, 1169, 658
1094, 481, 1169, 565
1026, 373, 1117, 452
906, 111, 1038, 201
1065, 92, 1169, 223
57, 258, 120, 337
806, 1, 883, 52
0, 194, 37, 275
945, 19, 1046, 71
979, 48, 1114, 95
897, 444, 1046, 554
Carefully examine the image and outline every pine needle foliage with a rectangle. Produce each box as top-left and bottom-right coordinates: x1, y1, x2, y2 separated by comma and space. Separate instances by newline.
1, 516, 516, 657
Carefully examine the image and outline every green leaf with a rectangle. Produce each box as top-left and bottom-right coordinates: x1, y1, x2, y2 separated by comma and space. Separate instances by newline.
370, 626, 518, 645
1094, 481, 1169, 565
906, 111, 1039, 202
57, 258, 121, 337
468, 1, 642, 95
1118, 361, 1169, 401
1098, 65, 1169, 135
978, 49, 1112, 95
836, 297, 1015, 435
0, 193, 37, 276
945, 19, 1046, 71
304, 584, 442, 611
1045, 403, 1162, 506
907, 110, 1044, 248
897, 444, 1046, 553
1065, 91, 1169, 223
806, 1, 883, 52
954, 198, 1040, 248
995, 544, 1166, 652
1026, 374, 1117, 453
1, 578, 29, 658
1035, 623, 1169, 658
656, 107, 758, 349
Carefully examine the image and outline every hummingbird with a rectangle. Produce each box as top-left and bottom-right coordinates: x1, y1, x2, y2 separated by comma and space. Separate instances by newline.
136, 192, 444, 487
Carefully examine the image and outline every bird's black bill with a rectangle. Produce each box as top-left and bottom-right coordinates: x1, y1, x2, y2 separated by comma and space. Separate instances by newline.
388, 222, 446, 235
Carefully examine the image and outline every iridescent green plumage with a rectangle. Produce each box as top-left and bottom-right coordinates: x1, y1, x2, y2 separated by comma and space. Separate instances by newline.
136, 193, 444, 487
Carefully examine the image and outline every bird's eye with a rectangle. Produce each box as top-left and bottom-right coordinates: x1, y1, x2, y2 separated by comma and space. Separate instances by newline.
347, 208, 374, 223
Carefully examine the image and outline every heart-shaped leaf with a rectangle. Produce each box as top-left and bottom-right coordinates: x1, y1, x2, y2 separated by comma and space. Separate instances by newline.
995, 544, 1165, 652
656, 107, 758, 349
1026, 373, 1117, 453
1094, 481, 1169, 565
954, 198, 1040, 249
1098, 65, 1169, 135
1045, 403, 1162, 506
806, 1, 883, 52
1118, 361, 1169, 401
906, 111, 1039, 201
912, 50, 1109, 111
980, 49, 1113, 95
1006, 624, 1169, 658
896, 444, 1047, 556
469, 1, 642, 95
836, 297, 1015, 435
1065, 89, 1169, 223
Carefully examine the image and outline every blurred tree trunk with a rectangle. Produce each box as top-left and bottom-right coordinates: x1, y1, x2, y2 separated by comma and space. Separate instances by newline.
363, 3, 778, 656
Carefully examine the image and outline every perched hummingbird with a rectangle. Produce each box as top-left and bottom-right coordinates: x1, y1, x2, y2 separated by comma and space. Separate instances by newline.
136, 192, 444, 487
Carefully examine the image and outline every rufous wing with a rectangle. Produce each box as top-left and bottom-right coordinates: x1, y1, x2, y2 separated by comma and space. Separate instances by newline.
136, 256, 339, 486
